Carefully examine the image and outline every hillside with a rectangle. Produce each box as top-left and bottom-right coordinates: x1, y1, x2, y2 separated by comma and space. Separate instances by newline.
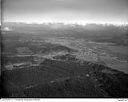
2, 58, 128, 97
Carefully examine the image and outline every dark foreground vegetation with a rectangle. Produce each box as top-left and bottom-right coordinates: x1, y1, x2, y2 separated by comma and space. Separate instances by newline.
1, 59, 128, 97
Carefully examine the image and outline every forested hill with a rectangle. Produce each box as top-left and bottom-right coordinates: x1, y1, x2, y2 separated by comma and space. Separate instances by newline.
2, 58, 128, 97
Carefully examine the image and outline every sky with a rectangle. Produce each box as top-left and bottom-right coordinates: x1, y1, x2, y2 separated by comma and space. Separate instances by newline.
2, 0, 128, 25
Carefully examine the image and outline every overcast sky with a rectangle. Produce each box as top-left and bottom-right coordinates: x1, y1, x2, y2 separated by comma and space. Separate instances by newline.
2, 0, 128, 25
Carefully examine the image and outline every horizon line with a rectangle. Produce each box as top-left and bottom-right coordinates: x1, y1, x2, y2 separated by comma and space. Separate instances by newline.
3, 21, 128, 26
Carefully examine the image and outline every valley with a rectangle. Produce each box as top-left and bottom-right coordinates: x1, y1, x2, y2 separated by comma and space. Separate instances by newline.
1, 23, 128, 97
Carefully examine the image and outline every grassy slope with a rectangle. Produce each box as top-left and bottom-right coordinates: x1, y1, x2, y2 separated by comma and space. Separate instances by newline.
2, 59, 128, 97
